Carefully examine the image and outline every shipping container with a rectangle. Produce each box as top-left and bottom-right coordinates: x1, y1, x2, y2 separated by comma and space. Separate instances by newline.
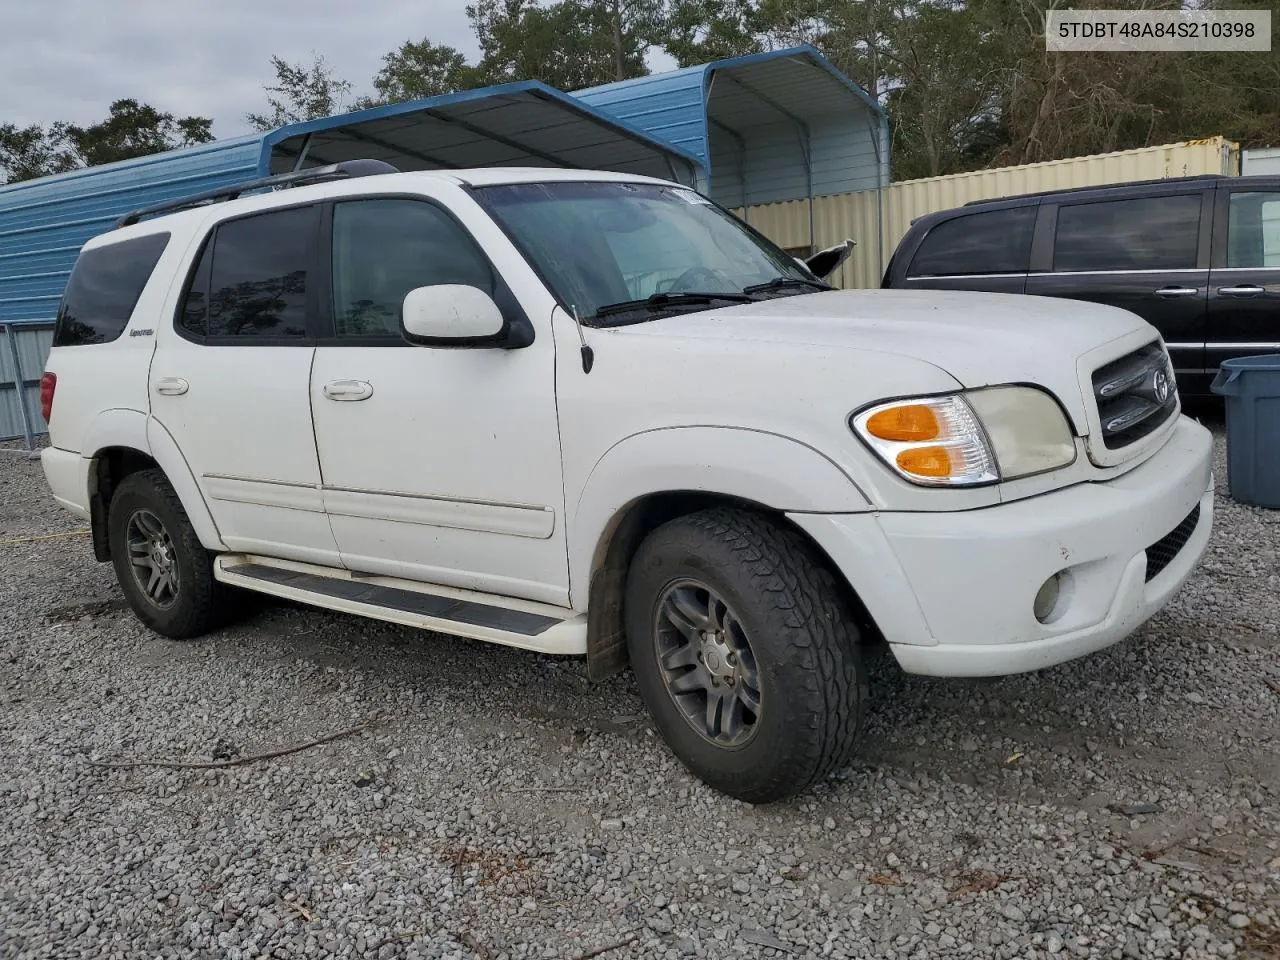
740, 136, 1240, 289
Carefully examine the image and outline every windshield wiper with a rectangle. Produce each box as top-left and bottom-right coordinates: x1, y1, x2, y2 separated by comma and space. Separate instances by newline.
591, 290, 758, 323
742, 276, 832, 295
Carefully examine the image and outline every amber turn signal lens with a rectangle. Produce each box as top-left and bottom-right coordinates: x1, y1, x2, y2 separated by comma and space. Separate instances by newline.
865, 404, 941, 442
896, 445, 954, 478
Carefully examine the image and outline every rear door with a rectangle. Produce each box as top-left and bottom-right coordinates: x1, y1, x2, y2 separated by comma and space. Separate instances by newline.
1025, 188, 1212, 391
890, 204, 1035, 294
150, 204, 341, 566
1206, 182, 1280, 376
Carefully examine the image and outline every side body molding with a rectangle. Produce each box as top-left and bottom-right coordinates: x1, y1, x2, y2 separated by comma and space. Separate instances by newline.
568, 426, 872, 609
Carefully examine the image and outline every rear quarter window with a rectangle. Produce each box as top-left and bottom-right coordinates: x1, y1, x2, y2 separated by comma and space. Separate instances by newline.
53, 232, 171, 346
906, 207, 1036, 277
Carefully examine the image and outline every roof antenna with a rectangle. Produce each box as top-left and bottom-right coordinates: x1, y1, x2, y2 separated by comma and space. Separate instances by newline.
571, 305, 594, 374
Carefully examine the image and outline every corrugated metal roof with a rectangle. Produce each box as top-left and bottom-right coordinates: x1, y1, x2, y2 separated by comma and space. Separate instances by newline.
0, 136, 261, 325
573, 66, 711, 164
265, 81, 703, 183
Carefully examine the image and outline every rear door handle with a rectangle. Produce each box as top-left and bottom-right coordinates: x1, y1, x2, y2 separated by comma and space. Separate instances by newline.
1217, 284, 1265, 298
154, 377, 189, 396
1154, 286, 1199, 298
322, 379, 373, 401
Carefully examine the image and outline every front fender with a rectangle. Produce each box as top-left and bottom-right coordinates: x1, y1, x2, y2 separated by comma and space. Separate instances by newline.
568, 426, 872, 607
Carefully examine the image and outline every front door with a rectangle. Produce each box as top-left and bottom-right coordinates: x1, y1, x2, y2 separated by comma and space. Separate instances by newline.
1025, 190, 1212, 391
150, 203, 341, 566
1207, 184, 1280, 376
308, 195, 568, 606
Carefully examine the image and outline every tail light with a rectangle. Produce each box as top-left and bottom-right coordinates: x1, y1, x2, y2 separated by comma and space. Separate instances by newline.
40, 372, 56, 423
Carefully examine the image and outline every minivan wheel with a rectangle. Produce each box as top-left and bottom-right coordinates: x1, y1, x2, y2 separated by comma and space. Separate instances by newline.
107, 468, 236, 639
625, 508, 868, 803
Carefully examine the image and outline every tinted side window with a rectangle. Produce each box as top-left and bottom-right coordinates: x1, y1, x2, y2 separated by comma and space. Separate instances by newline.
177, 236, 213, 337
200, 206, 317, 339
53, 232, 170, 346
907, 207, 1035, 277
1054, 195, 1201, 271
1226, 191, 1280, 268
331, 199, 495, 338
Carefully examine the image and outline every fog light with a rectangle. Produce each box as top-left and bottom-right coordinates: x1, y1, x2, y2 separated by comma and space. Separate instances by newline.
1033, 574, 1062, 623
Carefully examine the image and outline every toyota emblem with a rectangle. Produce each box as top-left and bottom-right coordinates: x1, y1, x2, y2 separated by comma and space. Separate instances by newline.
1153, 368, 1171, 404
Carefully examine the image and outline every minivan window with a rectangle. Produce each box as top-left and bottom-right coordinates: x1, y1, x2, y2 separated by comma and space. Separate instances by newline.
179, 206, 317, 340
53, 232, 170, 347
1226, 191, 1280, 268
1054, 194, 1201, 272
331, 199, 494, 338
906, 207, 1035, 277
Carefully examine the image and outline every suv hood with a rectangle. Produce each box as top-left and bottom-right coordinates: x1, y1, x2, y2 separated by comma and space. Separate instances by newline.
616, 288, 1157, 430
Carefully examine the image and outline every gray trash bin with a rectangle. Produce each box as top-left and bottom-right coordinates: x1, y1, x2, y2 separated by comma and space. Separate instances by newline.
1209, 354, 1280, 508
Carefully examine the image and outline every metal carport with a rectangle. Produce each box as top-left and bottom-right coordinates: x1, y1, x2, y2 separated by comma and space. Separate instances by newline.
0, 81, 703, 445
263, 81, 702, 184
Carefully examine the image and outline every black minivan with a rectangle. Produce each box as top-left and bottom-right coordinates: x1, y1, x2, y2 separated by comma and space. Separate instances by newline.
882, 174, 1280, 395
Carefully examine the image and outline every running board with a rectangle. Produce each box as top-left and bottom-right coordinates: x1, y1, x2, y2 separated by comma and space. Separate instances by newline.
213, 555, 586, 655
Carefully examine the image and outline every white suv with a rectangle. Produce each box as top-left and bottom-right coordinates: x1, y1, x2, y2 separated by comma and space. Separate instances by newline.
40, 161, 1215, 802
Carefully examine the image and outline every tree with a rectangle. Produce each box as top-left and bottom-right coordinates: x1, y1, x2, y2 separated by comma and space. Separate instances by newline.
600, 0, 670, 80
66, 99, 213, 168
361, 39, 483, 106
246, 54, 354, 130
467, 0, 663, 89
664, 0, 763, 65
2, 100, 213, 185
0, 122, 78, 184
826, 2, 1005, 178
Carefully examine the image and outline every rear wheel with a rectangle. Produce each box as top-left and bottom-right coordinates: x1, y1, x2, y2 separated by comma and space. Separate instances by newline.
625, 508, 868, 803
107, 468, 240, 639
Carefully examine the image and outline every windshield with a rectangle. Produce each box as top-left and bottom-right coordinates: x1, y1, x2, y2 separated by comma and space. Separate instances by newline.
471, 181, 816, 322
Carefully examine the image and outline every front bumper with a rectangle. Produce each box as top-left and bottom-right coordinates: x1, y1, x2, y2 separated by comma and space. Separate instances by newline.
790, 415, 1214, 677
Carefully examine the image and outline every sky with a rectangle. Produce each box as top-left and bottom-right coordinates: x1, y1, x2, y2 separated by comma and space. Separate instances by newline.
0, 0, 487, 138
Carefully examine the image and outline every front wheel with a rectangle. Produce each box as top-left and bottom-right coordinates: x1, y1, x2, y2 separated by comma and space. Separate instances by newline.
625, 508, 868, 803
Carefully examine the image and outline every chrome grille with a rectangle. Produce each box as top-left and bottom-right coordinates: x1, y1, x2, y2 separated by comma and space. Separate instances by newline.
1091, 343, 1178, 450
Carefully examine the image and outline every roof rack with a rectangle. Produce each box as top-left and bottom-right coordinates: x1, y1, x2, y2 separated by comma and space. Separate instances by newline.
961, 173, 1224, 206
113, 158, 401, 228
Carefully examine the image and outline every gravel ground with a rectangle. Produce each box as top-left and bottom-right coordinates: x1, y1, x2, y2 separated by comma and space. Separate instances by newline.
1, 416, 1277, 960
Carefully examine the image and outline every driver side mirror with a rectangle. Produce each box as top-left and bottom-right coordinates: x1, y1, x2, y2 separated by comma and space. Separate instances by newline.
804, 238, 856, 280
400, 284, 509, 347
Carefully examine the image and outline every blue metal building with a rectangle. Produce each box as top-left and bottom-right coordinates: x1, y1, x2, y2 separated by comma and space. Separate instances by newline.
574, 45, 889, 215
0, 81, 702, 443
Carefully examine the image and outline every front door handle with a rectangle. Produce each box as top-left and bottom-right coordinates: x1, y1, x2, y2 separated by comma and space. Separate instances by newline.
1154, 286, 1199, 298
322, 380, 373, 401
154, 377, 189, 396
1217, 284, 1265, 298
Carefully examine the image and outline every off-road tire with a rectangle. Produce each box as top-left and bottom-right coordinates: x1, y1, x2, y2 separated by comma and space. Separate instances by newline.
625, 507, 868, 803
107, 468, 240, 639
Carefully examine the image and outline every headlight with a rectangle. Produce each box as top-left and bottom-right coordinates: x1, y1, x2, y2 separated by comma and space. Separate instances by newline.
966, 386, 1077, 479
851, 386, 1076, 487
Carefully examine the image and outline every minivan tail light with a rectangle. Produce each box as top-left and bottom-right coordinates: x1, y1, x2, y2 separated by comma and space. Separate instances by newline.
40, 372, 56, 423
